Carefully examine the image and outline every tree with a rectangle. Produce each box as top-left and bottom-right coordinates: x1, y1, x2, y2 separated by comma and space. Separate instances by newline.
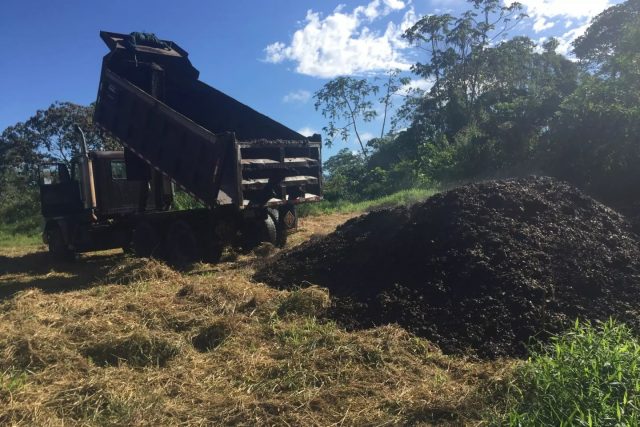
313, 77, 378, 158
378, 69, 410, 139
313, 71, 407, 158
1, 102, 117, 172
322, 148, 367, 201
573, 0, 640, 76
544, 1, 640, 207
397, 0, 584, 182
402, 0, 526, 140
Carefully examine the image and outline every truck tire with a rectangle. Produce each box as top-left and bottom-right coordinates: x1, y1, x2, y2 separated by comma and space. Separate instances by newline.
268, 208, 288, 247
202, 241, 224, 264
133, 221, 161, 258
47, 226, 75, 262
166, 220, 199, 267
241, 215, 277, 251
263, 214, 277, 245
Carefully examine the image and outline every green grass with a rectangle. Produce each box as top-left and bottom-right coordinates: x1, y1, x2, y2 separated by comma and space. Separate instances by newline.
298, 187, 439, 217
0, 368, 28, 393
0, 225, 41, 247
504, 319, 640, 426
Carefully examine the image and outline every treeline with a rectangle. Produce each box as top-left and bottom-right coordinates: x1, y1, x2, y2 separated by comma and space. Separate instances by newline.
318, 0, 640, 212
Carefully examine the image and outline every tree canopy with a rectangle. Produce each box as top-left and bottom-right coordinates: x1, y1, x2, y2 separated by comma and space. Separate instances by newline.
317, 0, 640, 211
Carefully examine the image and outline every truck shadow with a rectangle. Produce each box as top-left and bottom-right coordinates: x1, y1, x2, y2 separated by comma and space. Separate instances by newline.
0, 249, 124, 300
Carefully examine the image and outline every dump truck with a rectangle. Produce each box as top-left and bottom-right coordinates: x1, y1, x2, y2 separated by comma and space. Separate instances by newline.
39, 31, 322, 264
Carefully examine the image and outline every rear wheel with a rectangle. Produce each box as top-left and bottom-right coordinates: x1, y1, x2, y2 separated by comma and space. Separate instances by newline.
47, 227, 74, 262
268, 208, 288, 247
166, 220, 199, 267
241, 215, 277, 251
132, 221, 161, 258
202, 240, 224, 264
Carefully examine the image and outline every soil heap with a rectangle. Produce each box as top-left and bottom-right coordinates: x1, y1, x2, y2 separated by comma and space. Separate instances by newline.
255, 177, 640, 358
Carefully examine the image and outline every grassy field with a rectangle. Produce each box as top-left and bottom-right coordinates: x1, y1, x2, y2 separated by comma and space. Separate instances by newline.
2, 191, 639, 425
0, 214, 513, 425
0, 226, 41, 248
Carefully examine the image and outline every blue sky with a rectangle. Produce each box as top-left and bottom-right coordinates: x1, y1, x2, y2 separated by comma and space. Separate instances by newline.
0, 0, 620, 157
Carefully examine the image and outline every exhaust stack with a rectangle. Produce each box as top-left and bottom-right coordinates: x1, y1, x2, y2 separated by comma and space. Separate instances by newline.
74, 126, 97, 212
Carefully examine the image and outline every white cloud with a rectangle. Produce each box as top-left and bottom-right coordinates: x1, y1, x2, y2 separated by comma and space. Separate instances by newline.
297, 126, 317, 137
533, 17, 555, 32
510, 0, 612, 57
513, 0, 611, 33
360, 132, 375, 142
398, 77, 434, 95
264, 1, 418, 78
383, 0, 406, 10
556, 22, 591, 57
283, 90, 311, 103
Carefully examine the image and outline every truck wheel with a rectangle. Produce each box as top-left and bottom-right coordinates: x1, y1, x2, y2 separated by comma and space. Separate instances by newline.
133, 222, 161, 258
268, 209, 288, 247
166, 220, 199, 267
48, 227, 75, 262
241, 215, 277, 251
202, 241, 224, 264
263, 214, 277, 245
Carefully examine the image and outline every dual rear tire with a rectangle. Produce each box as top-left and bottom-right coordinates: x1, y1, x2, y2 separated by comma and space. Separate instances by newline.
47, 226, 75, 262
129, 208, 291, 266
165, 220, 199, 267
132, 221, 161, 258
131, 220, 222, 267
240, 213, 285, 252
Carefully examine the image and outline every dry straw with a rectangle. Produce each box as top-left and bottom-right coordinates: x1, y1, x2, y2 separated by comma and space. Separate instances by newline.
0, 215, 513, 425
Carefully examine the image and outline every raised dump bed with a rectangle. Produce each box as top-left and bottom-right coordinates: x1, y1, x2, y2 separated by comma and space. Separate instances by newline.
94, 31, 321, 209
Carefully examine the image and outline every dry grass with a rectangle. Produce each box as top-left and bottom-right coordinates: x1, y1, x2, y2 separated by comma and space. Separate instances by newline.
0, 213, 515, 426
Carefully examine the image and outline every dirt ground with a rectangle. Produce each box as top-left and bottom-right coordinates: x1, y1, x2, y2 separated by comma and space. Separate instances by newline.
0, 212, 511, 426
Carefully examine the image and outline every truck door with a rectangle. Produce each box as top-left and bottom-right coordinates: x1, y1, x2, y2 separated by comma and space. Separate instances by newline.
39, 163, 83, 218
95, 157, 145, 215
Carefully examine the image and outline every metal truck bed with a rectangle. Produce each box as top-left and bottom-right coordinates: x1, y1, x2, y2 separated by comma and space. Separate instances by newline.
93, 31, 321, 209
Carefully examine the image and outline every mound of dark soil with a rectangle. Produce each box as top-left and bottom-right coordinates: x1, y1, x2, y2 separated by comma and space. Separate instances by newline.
255, 177, 640, 358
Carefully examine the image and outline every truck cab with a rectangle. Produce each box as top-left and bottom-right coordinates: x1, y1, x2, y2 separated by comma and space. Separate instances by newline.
40, 150, 172, 260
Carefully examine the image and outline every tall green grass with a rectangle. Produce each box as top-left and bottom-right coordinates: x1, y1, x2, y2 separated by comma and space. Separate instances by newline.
297, 187, 438, 217
0, 230, 41, 247
505, 319, 640, 426
0, 224, 41, 247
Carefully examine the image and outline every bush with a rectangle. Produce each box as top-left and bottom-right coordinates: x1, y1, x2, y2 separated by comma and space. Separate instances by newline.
506, 319, 640, 426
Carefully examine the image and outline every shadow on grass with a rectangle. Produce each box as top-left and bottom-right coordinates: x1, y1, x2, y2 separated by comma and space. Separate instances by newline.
0, 250, 124, 300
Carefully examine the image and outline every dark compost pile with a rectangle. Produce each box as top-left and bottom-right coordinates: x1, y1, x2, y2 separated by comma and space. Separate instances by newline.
255, 177, 640, 358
